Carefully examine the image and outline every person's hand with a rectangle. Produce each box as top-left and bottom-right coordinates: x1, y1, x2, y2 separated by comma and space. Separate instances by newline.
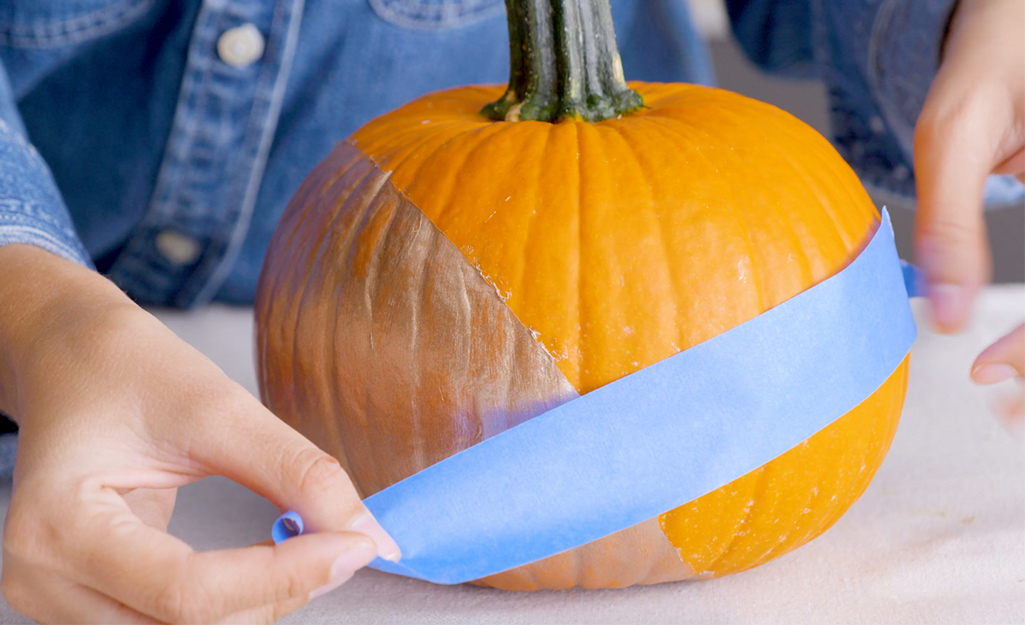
971, 324, 1024, 430
913, 0, 1025, 421
0, 244, 400, 624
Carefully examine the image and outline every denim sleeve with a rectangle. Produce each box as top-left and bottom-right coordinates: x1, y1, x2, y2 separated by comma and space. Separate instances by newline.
726, 0, 816, 79
726, 0, 978, 203
0, 61, 92, 268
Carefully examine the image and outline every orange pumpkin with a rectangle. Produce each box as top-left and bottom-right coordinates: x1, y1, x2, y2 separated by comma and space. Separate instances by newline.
255, 0, 908, 591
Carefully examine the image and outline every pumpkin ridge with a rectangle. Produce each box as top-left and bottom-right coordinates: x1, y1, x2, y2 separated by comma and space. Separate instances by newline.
724, 185, 770, 316
408, 204, 437, 468
724, 98, 866, 282
516, 121, 555, 331
316, 165, 396, 485
361, 187, 419, 480
697, 106, 820, 289
328, 186, 381, 487
323, 178, 375, 481
441, 121, 554, 309
763, 130, 856, 257
752, 102, 874, 250
603, 121, 684, 357
572, 120, 586, 390
696, 115, 772, 317
802, 378, 906, 556
643, 90, 864, 254
712, 466, 772, 574
788, 453, 833, 551
577, 121, 608, 390
439, 120, 536, 204
348, 124, 460, 192
291, 158, 383, 441
256, 147, 362, 407
632, 114, 774, 315
813, 364, 907, 535
283, 152, 383, 480
350, 118, 487, 183
567, 120, 583, 390
401, 121, 513, 211
644, 110, 858, 293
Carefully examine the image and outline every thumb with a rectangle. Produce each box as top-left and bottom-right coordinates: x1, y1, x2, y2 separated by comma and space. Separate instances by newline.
971, 324, 1025, 384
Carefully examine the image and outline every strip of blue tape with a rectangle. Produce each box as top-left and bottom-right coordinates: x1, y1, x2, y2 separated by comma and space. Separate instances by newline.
274, 210, 918, 585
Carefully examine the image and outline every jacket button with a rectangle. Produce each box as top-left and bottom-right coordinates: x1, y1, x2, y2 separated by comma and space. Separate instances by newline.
217, 23, 265, 68
155, 230, 202, 265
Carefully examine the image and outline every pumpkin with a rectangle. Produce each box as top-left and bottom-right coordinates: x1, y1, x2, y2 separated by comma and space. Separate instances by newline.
255, 0, 908, 591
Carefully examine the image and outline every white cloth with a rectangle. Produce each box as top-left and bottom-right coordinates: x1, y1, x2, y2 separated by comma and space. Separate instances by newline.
0, 287, 1022, 624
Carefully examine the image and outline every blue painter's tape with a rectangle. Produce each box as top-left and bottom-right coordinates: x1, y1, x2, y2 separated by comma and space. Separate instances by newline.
272, 511, 304, 544
274, 210, 919, 585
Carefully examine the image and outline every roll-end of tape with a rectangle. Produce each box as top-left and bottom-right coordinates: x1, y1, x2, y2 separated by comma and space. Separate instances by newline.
901, 260, 924, 299
272, 511, 305, 544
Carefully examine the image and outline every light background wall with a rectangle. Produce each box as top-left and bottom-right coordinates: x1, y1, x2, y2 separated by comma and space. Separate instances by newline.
687, 0, 1025, 282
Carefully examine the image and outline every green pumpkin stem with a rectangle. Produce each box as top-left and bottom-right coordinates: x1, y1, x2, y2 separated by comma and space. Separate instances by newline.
482, 0, 643, 122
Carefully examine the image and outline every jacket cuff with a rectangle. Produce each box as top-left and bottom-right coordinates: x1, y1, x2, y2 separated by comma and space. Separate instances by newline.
0, 118, 92, 267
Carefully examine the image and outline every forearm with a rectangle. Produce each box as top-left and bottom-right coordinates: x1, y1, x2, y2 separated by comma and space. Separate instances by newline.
0, 244, 134, 419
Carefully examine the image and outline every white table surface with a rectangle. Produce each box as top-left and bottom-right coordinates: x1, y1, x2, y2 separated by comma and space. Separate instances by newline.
1, 287, 1023, 624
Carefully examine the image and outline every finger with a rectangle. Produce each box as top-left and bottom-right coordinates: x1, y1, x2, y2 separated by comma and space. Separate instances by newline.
42, 582, 163, 625
65, 491, 377, 624
216, 589, 316, 624
218, 577, 334, 622
971, 323, 1025, 384
187, 390, 400, 561
217, 560, 363, 625
913, 84, 997, 332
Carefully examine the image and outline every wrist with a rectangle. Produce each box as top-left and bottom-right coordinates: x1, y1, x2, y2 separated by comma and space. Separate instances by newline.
0, 244, 133, 419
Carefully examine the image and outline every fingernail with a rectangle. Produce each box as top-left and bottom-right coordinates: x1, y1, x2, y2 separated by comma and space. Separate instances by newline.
350, 511, 402, 562
972, 363, 1020, 385
928, 283, 969, 331
310, 539, 377, 600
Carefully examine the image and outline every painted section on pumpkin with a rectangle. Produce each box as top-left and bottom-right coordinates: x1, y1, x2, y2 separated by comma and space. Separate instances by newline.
256, 143, 580, 495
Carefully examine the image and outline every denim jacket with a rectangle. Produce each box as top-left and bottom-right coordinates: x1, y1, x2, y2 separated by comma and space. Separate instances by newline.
0, 0, 1019, 312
